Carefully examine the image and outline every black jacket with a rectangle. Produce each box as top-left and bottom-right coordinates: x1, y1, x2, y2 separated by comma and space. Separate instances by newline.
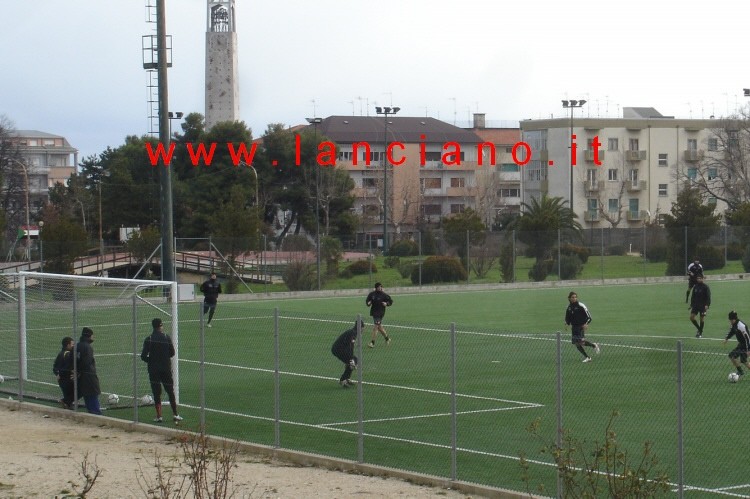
725, 320, 750, 350
366, 290, 393, 317
200, 278, 222, 304
141, 330, 175, 372
331, 327, 357, 360
690, 282, 711, 308
76, 337, 100, 397
565, 302, 592, 327
53, 349, 73, 378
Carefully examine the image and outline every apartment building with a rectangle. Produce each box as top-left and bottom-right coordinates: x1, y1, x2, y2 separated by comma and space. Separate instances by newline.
315, 116, 486, 244
466, 113, 521, 225
11, 130, 78, 210
520, 108, 723, 226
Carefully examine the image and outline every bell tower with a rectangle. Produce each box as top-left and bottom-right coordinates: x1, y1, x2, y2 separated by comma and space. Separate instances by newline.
205, 0, 239, 129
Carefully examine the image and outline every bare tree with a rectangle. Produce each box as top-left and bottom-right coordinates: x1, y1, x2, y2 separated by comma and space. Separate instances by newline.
680, 113, 750, 211
591, 149, 629, 228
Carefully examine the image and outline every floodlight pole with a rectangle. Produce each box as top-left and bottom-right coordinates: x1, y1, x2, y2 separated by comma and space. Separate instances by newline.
306, 117, 323, 290
375, 106, 400, 253
562, 99, 586, 215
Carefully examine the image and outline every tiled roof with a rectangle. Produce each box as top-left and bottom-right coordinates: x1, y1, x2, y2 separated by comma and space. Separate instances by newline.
471, 128, 520, 145
317, 116, 484, 144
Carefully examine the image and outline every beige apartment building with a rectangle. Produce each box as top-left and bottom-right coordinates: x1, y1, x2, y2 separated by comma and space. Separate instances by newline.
520, 108, 723, 226
12, 130, 78, 210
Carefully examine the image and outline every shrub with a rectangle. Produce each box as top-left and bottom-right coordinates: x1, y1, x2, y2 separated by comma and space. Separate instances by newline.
281, 261, 316, 291
383, 255, 400, 268
560, 243, 590, 264
499, 242, 514, 283
742, 245, 750, 272
411, 256, 466, 284
346, 259, 376, 275
557, 254, 583, 280
281, 235, 313, 251
389, 240, 418, 256
646, 244, 668, 262
727, 242, 745, 261
696, 245, 724, 270
397, 261, 416, 278
608, 245, 626, 256
528, 260, 551, 282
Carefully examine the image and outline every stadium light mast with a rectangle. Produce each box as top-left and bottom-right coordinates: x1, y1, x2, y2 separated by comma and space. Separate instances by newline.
562, 99, 586, 216
375, 106, 399, 253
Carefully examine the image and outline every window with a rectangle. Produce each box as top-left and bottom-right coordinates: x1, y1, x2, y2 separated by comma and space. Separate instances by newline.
421, 178, 441, 189
499, 188, 520, 198
629, 138, 639, 151
505, 146, 513, 153
708, 138, 718, 151
587, 199, 598, 211
450, 204, 465, 214
362, 177, 377, 188
729, 130, 740, 149
658, 153, 668, 167
658, 184, 668, 196
499, 163, 519, 172
708, 197, 717, 206
687, 168, 697, 180
608, 199, 619, 213
629, 198, 639, 215
450, 177, 465, 188
607, 138, 619, 151
422, 204, 441, 216
708, 167, 718, 180
608, 169, 618, 181
586, 169, 597, 182
338, 151, 353, 161
630, 169, 639, 183
687, 139, 697, 151
423, 151, 442, 162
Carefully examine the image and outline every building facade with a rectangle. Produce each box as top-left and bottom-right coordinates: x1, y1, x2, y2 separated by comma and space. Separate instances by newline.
520, 108, 723, 226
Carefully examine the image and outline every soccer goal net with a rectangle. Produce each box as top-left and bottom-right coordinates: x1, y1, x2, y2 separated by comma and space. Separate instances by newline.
0, 271, 178, 410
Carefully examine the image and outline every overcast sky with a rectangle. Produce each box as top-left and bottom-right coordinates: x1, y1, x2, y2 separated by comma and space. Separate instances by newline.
4, 0, 749, 161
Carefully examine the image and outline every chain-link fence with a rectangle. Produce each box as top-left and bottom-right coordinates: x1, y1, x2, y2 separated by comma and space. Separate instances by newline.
3, 293, 745, 497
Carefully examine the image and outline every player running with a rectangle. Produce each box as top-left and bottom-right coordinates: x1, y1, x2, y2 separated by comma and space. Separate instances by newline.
723, 310, 750, 378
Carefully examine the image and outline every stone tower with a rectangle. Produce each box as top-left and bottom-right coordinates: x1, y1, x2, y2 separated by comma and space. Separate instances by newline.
205, 0, 239, 129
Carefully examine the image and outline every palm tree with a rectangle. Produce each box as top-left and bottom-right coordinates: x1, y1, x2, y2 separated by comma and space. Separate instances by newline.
512, 194, 582, 262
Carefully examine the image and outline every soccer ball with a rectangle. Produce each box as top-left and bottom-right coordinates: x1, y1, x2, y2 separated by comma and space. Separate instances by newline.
728, 372, 740, 383
140, 394, 154, 405
107, 393, 119, 405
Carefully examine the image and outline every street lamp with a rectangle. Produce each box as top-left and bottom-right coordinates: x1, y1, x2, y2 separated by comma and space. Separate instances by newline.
306, 117, 323, 290
8, 158, 31, 261
562, 99, 586, 215
375, 106, 400, 253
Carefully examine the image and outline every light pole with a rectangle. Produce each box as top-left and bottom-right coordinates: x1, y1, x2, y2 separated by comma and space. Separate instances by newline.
562, 99, 586, 214
8, 158, 31, 261
375, 106, 400, 253
239, 160, 260, 281
38, 220, 44, 272
306, 117, 323, 289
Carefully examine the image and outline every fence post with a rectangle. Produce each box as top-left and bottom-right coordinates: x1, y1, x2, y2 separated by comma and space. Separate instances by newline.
642, 222, 647, 281
450, 322, 457, 481
357, 314, 364, 463
684, 226, 688, 274
418, 230, 422, 288
556, 331, 563, 498
199, 301, 206, 431
557, 229, 562, 280
600, 227, 604, 281
274, 307, 280, 448
132, 294, 139, 423
676, 340, 684, 498
18, 275, 26, 399
512, 229, 516, 283
466, 230, 470, 285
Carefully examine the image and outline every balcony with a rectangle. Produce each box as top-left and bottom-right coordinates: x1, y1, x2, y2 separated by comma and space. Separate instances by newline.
627, 210, 646, 221
585, 150, 605, 162
627, 180, 647, 192
683, 149, 703, 162
445, 186, 477, 197
583, 180, 604, 192
584, 211, 600, 222
626, 150, 647, 161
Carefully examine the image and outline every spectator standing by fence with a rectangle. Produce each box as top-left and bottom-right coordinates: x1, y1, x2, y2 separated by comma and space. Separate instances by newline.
75, 327, 102, 415
52, 336, 74, 409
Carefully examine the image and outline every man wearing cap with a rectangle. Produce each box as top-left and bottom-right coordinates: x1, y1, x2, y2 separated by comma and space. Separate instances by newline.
365, 282, 393, 348
331, 320, 363, 388
75, 327, 102, 414
141, 318, 183, 423
199, 272, 222, 328
723, 310, 750, 378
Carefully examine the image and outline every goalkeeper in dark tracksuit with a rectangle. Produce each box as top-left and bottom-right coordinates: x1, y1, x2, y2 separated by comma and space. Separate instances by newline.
331, 320, 362, 388
141, 318, 182, 423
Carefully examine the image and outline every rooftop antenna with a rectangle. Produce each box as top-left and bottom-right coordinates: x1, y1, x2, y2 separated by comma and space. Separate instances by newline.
356, 96, 364, 116
311, 98, 317, 118
347, 100, 355, 115
685, 102, 692, 119
449, 97, 457, 125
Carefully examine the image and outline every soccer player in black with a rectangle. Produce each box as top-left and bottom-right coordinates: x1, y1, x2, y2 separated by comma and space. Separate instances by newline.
200, 272, 222, 328
75, 327, 102, 414
52, 336, 74, 409
689, 275, 711, 338
564, 291, 600, 362
723, 310, 750, 377
331, 320, 363, 388
366, 282, 393, 348
686, 258, 703, 303
140, 318, 183, 423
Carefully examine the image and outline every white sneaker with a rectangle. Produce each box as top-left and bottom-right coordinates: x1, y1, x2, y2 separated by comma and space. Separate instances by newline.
173, 415, 183, 422
207, 323, 212, 328
594, 343, 600, 355
582, 357, 592, 363
153, 417, 163, 423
